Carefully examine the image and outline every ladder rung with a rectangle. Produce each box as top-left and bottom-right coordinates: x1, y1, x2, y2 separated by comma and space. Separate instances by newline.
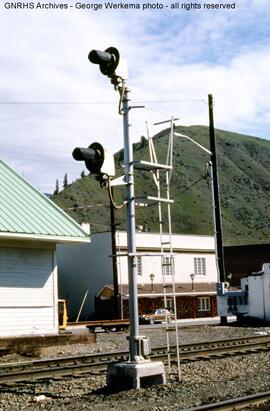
147, 196, 174, 204
162, 263, 172, 267
111, 252, 175, 257
129, 252, 176, 257
133, 160, 173, 171
161, 241, 170, 245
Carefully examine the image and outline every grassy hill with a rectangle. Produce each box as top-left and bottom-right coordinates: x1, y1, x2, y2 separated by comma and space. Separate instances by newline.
52, 125, 270, 245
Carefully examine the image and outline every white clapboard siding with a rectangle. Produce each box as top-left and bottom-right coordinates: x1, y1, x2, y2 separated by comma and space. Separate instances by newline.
0, 247, 57, 336
0, 308, 56, 336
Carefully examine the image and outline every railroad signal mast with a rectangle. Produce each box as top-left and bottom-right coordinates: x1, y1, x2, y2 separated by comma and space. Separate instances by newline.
73, 47, 227, 388
86, 46, 166, 389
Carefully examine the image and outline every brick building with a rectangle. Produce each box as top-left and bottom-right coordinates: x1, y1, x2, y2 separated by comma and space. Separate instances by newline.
58, 231, 219, 320
96, 283, 217, 320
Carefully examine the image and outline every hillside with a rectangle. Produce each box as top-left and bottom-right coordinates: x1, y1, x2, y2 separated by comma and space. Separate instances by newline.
52, 125, 270, 245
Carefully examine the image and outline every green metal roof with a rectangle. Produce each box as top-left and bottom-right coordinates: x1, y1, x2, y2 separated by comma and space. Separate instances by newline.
0, 160, 89, 242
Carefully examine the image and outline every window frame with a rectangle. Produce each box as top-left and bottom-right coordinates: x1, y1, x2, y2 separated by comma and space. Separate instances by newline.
194, 257, 206, 276
198, 296, 210, 312
163, 256, 172, 276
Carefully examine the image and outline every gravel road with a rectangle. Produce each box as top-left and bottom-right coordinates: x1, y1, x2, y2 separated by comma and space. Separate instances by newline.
0, 324, 270, 410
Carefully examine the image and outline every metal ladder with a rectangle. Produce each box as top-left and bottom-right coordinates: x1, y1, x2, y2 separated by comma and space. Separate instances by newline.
133, 118, 181, 381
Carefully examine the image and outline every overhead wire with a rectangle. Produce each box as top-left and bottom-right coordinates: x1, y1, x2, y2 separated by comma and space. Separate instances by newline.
0, 101, 118, 105
0, 97, 209, 194
0, 98, 206, 105
172, 161, 211, 199
0, 153, 73, 164
172, 174, 208, 199
0, 144, 71, 154
65, 203, 109, 210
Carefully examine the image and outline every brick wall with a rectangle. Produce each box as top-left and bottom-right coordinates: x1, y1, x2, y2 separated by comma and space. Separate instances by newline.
96, 294, 217, 320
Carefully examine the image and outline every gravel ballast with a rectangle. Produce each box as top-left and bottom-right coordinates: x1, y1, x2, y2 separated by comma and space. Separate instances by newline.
0, 324, 270, 410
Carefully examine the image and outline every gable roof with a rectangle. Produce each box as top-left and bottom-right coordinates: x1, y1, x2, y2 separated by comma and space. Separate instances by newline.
0, 160, 89, 243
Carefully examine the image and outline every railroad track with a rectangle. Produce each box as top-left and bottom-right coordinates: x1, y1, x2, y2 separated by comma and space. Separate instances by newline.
0, 334, 269, 383
184, 390, 270, 410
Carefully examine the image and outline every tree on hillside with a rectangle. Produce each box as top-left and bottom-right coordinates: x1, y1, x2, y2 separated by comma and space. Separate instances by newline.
53, 179, 59, 195
140, 135, 147, 148
63, 173, 68, 189
81, 170, 86, 178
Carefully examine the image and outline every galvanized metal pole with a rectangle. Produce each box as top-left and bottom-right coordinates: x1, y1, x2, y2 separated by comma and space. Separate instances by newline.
122, 84, 140, 361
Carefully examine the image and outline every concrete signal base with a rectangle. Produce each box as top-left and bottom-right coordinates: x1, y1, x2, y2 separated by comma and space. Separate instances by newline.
107, 360, 166, 390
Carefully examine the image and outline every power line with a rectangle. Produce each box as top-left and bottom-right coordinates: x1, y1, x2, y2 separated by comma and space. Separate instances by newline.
0, 153, 72, 164
87, 222, 113, 229
0, 98, 206, 105
172, 174, 207, 199
0, 144, 71, 154
137, 98, 206, 104
0, 101, 118, 105
65, 203, 109, 210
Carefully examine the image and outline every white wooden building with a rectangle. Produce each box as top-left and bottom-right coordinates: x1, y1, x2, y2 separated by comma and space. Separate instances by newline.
57, 230, 218, 320
248, 263, 270, 322
0, 160, 89, 337
217, 263, 270, 323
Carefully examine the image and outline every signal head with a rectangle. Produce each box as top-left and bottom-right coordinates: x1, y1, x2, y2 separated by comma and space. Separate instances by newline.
88, 47, 120, 78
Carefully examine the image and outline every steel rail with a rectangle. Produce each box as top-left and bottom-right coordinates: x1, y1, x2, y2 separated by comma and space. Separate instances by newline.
0, 335, 269, 383
168, 334, 270, 360
183, 390, 270, 410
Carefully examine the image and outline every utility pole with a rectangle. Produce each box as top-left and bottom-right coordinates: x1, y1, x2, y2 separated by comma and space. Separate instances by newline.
208, 94, 227, 325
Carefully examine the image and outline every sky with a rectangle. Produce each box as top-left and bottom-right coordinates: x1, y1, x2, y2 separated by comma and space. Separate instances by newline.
0, 0, 270, 193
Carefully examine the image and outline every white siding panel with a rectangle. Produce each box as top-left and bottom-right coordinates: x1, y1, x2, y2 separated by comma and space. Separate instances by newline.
0, 247, 57, 336
248, 276, 265, 320
0, 307, 55, 336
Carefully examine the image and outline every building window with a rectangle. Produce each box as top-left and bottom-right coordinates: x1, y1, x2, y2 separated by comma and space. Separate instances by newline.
137, 256, 142, 276
194, 257, 206, 276
198, 297, 210, 311
162, 256, 172, 276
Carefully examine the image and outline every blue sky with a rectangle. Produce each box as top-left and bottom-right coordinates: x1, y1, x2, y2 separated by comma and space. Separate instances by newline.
0, 0, 270, 192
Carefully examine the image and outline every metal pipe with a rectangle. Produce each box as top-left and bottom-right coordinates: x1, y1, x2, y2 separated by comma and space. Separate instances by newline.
75, 289, 89, 323
122, 84, 140, 362
174, 132, 212, 155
